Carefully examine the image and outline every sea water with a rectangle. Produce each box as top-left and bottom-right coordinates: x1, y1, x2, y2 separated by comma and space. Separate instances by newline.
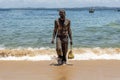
0, 8, 120, 60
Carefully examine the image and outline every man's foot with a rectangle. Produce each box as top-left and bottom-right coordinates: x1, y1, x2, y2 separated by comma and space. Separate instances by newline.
57, 58, 63, 65
62, 60, 67, 65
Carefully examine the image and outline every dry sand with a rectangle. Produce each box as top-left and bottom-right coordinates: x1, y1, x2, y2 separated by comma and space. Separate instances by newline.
0, 60, 120, 80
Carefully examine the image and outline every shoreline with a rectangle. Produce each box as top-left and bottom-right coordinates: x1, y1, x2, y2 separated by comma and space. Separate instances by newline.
0, 48, 120, 56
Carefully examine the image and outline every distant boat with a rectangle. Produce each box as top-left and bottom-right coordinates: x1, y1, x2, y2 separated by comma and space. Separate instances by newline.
89, 8, 95, 13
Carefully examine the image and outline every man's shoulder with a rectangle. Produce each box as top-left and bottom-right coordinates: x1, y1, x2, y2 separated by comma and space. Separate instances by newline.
65, 18, 71, 24
65, 18, 70, 22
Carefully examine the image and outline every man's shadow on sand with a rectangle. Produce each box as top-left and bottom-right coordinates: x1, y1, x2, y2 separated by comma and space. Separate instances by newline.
50, 63, 73, 66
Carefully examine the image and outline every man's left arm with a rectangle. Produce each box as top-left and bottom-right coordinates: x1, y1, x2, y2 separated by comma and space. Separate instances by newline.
68, 20, 73, 45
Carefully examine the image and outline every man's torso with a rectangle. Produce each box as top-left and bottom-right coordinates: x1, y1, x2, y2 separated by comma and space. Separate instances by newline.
55, 18, 70, 37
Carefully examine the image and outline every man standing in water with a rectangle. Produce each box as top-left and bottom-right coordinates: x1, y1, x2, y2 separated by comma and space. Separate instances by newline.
51, 9, 72, 65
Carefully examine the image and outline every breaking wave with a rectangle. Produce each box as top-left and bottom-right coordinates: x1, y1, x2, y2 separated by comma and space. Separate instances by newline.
0, 47, 120, 61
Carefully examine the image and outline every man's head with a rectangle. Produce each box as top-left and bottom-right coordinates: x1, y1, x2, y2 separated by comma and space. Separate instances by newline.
59, 9, 66, 19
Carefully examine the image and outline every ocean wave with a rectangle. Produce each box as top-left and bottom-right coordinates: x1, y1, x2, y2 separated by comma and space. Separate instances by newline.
0, 47, 120, 61
105, 21, 120, 28
0, 53, 120, 61
0, 44, 5, 50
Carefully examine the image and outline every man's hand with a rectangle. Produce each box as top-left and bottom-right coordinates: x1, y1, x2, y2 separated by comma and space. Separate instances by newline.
70, 40, 73, 45
51, 39, 54, 44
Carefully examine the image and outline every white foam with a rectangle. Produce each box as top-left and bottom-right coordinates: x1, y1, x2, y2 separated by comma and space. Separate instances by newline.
27, 47, 52, 51
0, 53, 120, 61
0, 55, 52, 61
74, 53, 120, 60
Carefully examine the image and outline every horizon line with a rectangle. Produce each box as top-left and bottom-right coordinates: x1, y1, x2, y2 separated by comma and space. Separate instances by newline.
0, 6, 120, 9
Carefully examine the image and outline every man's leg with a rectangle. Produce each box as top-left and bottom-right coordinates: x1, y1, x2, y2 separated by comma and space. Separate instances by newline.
62, 41, 68, 63
56, 37, 63, 64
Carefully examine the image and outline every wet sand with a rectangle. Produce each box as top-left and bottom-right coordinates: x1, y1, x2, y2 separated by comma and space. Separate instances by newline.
0, 60, 120, 80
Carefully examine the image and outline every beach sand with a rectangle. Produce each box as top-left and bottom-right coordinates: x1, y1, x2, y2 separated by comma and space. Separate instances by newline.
0, 60, 120, 80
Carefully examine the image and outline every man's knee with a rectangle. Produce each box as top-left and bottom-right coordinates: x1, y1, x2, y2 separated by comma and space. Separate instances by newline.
56, 48, 61, 52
